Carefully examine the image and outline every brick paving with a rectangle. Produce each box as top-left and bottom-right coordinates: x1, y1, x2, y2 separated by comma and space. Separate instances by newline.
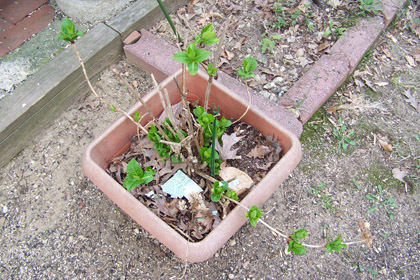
0, 0, 54, 57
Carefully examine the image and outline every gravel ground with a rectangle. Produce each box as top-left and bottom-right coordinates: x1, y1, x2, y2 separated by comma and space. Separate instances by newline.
1, 2, 420, 280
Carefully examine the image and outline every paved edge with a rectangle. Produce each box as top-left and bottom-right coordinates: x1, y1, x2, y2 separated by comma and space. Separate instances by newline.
0, 0, 187, 168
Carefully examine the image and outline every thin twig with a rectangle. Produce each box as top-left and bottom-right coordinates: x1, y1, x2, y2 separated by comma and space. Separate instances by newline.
72, 43, 148, 134
232, 80, 252, 124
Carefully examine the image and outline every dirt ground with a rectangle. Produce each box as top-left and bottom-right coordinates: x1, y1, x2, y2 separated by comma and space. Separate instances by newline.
1, 1, 420, 279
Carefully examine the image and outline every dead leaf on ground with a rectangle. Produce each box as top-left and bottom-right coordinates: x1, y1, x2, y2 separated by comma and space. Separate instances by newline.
402, 88, 419, 110
215, 132, 244, 160
405, 55, 416, 67
233, 36, 249, 50
219, 167, 253, 195
246, 145, 271, 158
223, 50, 235, 61
358, 219, 374, 247
392, 168, 407, 183
378, 139, 393, 151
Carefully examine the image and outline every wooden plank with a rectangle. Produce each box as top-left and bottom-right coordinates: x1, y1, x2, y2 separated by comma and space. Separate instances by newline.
107, 0, 188, 38
0, 23, 122, 166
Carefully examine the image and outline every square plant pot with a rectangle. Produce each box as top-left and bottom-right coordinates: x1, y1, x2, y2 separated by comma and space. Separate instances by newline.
82, 69, 302, 262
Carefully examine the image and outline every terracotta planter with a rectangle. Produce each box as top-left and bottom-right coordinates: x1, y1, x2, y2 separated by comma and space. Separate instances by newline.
82, 69, 302, 262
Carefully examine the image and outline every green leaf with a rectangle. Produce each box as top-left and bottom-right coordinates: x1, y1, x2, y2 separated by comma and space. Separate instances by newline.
225, 189, 238, 201
195, 48, 212, 63
245, 205, 264, 227
211, 181, 228, 202
288, 240, 307, 254
238, 57, 257, 79
173, 51, 191, 63
110, 104, 117, 112
326, 234, 347, 253
196, 24, 219, 45
207, 62, 218, 76
292, 229, 308, 240
142, 167, 156, 184
123, 159, 144, 191
57, 18, 83, 43
187, 61, 199, 75
134, 111, 141, 122
193, 106, 205, 118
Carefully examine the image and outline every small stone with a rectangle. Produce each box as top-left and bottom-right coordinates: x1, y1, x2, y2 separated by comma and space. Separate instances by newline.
215, 253, 219, 257
263, 82, 276, 90
255, 53, 268, 64
284, 54, 294, 60
269, 94, 278, 102
69, 236, 74, 243
229, 274, 235, 279
280, 66, 286, 72
0, 217, 5, 227
274, 88, 284, 96
134, 228, 140, 234
273, 77, 284, 84
260, 90, 271, 99
229, 239, 236, 246
2, 206, 7, 214
287, 36, 296, 43
193, 6, 203, 15
296, 48, 305, 57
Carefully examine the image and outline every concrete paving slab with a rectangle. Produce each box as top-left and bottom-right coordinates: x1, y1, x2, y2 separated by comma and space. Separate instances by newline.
107, 0, 187, 38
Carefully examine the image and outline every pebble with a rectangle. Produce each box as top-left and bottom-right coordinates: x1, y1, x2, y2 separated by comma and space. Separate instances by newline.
260, 90, 271, 99
284, 54, 294, 60
229, 239, 236, 246
69, 236, 74, 243
0, 217, 5, 227
273, 77, 284, 84
255, 53, 268, 64
263, 82, 275, 90
287, 36, 296, 43
134, 228, 140, 234
2, 206, 7, 214
296, 48, 305, 57
229, 274, 235, 279
269, 94, 278, 102
279, 66, 286, 72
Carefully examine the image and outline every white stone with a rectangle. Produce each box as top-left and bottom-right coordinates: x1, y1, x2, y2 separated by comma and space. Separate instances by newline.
296, 48, 305, 57
263, 82, 276, 90
273, 77, 284, 84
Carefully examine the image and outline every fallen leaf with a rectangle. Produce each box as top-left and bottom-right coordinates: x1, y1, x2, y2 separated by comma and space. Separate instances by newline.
318, 42, 331, 52
246, 145, 271, 158
223, 50, 235, 61
219, 167, 253, 195
402, 88, 418, 110
358, 219, 374, 247
378, 139, 392, 151
392, 168, 407, 183
215, 133, 244, 161
382, 48, 394, 60
405, 55, 416, 67
233, 36, 249, 50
